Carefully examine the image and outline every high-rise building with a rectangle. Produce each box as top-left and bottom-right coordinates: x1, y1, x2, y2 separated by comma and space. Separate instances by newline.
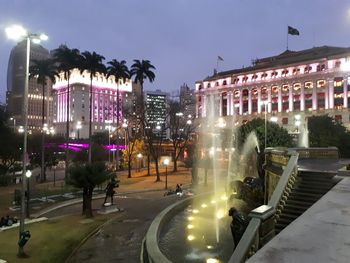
195, 46, 350, 131
145, 89, 169, 138
6, 40, 51, 132
179, 83, 195, 118
52, 69, 132, 138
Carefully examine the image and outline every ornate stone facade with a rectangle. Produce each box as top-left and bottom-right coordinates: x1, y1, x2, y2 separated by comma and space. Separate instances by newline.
195, 46, 350, 131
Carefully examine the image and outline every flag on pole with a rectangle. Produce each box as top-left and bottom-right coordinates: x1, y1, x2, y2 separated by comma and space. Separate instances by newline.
218, 56, 224, 61
288, 26, 300, 36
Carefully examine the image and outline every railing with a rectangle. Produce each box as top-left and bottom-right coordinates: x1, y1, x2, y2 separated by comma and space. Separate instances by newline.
229, 149, 299, 263
293, 147, 338, 159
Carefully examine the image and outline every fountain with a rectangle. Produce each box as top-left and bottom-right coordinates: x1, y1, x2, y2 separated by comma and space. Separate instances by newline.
298, 117, 309, 148
155, 94, 262, 263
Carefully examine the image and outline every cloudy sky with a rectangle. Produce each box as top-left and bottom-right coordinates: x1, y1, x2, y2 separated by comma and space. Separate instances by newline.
0, 0, 350, 103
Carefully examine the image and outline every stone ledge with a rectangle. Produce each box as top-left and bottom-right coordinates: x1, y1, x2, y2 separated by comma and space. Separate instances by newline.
0, 217, 48, 232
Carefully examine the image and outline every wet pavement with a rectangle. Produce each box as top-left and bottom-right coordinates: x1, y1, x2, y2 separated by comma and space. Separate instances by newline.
64, 191, 181, 263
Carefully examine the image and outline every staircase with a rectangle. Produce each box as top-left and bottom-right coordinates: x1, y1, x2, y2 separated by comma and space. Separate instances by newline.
275, 171, 337, 234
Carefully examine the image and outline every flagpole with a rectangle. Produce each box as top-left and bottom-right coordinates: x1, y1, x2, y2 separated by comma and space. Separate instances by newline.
217, 57, 219, 72
286, 27, 289, 50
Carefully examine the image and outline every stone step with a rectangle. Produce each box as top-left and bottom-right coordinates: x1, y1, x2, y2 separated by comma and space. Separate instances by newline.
281, 207, 304, 216
279, 213, 299, 221
289, 191, 323, 199
286, 199, 315, 207
283, 204, 309, 213
294, 186, 331, 194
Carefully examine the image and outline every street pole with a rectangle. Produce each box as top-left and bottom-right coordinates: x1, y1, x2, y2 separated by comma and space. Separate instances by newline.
26, 176, 30, 218
165, 165, 168, 190
19, 36, 30, 257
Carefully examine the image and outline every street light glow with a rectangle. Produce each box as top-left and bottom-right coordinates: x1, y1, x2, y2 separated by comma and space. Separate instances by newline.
25, 170, 32, 178
5, 25, 27, 40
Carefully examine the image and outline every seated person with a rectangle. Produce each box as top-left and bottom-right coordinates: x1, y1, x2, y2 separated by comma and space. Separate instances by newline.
175, 184, 183, 194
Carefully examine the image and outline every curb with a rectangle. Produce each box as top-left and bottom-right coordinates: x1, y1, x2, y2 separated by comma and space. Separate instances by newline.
32, 185, 191, 218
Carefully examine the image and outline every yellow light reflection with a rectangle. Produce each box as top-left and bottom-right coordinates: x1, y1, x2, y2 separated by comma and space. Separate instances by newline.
207, 258, 220, 263
220, 195, 228, 201
193, 209, 199, 214
207, 245, 214, 249
187, 235, 195, 241
216, 209, 225, 219
210, 200, 216, 204
201, 203, 208, 208
187, 224, 194, 229
188, 216, 194, 221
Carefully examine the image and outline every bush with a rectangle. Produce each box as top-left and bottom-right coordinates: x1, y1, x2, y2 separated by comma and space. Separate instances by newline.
0, 174, 12, 186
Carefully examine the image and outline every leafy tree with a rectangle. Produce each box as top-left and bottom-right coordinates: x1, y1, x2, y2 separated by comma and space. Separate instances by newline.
79, 51, 106, 164
168, 100, 197, 172
53, 45, 81, 177
237, 118, 294, 151
30, 58, 58, 182
308, 115, 350, 157
107, 59, 130, 170
66, 162, 112, 217
123, 138, 144, 178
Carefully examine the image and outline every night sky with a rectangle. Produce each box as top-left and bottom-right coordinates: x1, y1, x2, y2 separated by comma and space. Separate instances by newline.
0, 0, 349, 103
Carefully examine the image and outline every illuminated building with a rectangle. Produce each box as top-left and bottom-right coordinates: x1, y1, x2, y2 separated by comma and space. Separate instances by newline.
195, 46, 350, 131
52, 69, 132, 138
6, 40, 52, 132
145, 89, 169, 138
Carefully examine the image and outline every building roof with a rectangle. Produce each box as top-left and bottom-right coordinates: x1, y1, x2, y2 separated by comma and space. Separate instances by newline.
202, 46, 350, 82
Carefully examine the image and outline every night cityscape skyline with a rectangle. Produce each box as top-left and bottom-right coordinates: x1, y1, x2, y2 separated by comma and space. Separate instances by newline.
1, 0, 350, 103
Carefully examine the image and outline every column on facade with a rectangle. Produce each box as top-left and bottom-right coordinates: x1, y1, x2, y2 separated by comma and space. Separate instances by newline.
229, 92, 233, 116
300, 82, 305, 111
288, 83, 293, 112
267, 87, 272, 112
219, 92, 223, 116
195, 94, 199, 118
248, 89, 252, 115
312, 81, 317, 110
278, 85, 282, 112
257, 88, 262, 114
343, 76, 348, 108
239, 90, 243, 115
328, 79, 334, 109
202, 94, 207, 117
325, 80, 329, 109
226, 92, 230, 116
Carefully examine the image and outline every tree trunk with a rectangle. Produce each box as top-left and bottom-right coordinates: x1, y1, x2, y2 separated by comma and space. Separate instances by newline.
204, 168, 208, 186
88, 77, 93, 164
116, 84, 119, 170
155, 157, 160, 182
82, 187, 87, 214
147, 154, 150, 176
65, 77, 70, 179
41, 83, 46, 182
128, 154, 132, 178
173, 151, 177, 172
191, 166, 198, 186
83, 186, 93, 218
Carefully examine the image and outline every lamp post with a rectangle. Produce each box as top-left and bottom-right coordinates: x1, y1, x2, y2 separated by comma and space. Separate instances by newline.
25, 170, 32, 218
10, 117, 16, 132
76, 121, 82, 140
163, 158, 169, 189
5, 24, 48, 257
137, 153, 142, 172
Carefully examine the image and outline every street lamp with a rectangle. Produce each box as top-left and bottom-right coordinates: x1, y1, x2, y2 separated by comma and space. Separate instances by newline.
163, 158, 169, 189
137, 153, 142, 172
25, 170, 32, 219
76, 121, 82, 139
10, 117, 16, 132
5, 24, 48, 257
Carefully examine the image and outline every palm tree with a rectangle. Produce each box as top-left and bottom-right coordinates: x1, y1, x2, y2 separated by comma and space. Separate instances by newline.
130, 59, 156, 108
52, 45, 81, 177
130, 60, 156, 179
80, 51, 106, 164
29, 58, 58, 182
107, 59, 130, 172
